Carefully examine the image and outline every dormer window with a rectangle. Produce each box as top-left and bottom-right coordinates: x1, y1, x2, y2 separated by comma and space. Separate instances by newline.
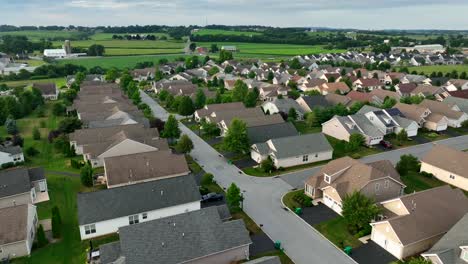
324, 174, 331, 184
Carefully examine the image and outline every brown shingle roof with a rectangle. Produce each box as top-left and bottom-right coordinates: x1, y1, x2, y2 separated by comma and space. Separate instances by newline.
394, 103, 429, 122
419, 99, 465, 120
306, 157, 403, 201
386, 186, 468, 245
0, 205, 29, 244
104, 150, 190, 187
397, 83, 418, 94
346, 91, 373, 103
421, 144, 468, 178
70, 125, 158, 146
195, 102, 245, 119
322, 82, 350, 94
32, 82, 56, 95
325, 93, 352, 106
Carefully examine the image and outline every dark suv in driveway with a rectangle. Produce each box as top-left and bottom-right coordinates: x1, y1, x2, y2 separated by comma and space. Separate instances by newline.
201, 193, 224, 203
380, 140, 393, 149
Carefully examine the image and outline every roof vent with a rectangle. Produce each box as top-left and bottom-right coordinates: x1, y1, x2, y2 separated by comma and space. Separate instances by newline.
161, 242, 165, 247
182, 232, 185, 237
161, 190, 164, 196
173, 222, 176, 227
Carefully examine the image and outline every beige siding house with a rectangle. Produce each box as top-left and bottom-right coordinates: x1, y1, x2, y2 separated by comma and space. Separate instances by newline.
420, 144, 468, 191
0, 204, 38, 259
305, 157, 405, 214
370, 186, 468, 260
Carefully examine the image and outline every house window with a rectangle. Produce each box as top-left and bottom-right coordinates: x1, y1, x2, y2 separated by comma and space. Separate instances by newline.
450, 175, 456, 180
375, 183, 381, 192
129, 215, 139, 225
384, 180, 389, 189
315, 153, 318, 158
303, 155, 309, 162
324, 175, 331, 183
84, 224, 96, 235
142, 213, 148, 220
30, 229, 34, 239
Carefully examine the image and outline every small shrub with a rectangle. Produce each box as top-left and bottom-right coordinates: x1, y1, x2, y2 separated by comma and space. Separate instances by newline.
25, 146, 39, 157
36, 225, 48, 247
426, 132, 439, 138
420, 171, 434, 178
32, 127, 41, 140
351, 153, 361, 159
39, 120, 46, 128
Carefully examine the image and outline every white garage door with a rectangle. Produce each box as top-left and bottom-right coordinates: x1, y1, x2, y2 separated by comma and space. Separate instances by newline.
372, 229, 402, 259
323, 195, 342, 214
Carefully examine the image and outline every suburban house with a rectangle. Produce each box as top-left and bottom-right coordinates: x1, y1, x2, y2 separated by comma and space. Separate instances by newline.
296, 95, 332, 112
194, 102, 244, 122
262, 98, 305, 120
400, 75, 432, 85
153, 80, 198, 96
69, 124, 154, 155
103, 150, 190, 189
346, 91, 376, 104
421, 213, 468, 264
251, 133, 333, 168
324, 93, 353, 107
369, 89, 401, 104
0, 167, 49, 209
410, 85, 445, 99
444, 96, 468, 114
357, 105, 419, 137
322, 114, 384, 146
218, 114, 284, 136
66, 74, 104, 87
445, 79, 468, 91
78, 106, 149, 129
247, 122, 298, 144
131, 67, 155, 81
396, 83, 418, 97
32, 83, 59, 100
81, 131, 169, 168
419, 99, 468, 128
319, 82, 350, 95
77, 175, 201, 240
370, 186, 468, 260
394, 103, 448, 131
0, 204, 38, 259
99, 206, 252, 264
299, 79, 327, 92
420, 145, 468, 192
0, 144, 24, 167
258, 84, 290, 101
353, 78, 384, 91
304, 157, 405, 214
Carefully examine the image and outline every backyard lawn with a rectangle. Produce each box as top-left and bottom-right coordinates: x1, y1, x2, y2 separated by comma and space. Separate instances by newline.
314, 217, 362, 249
401, 171, 445, 194
293, 121, 322, 135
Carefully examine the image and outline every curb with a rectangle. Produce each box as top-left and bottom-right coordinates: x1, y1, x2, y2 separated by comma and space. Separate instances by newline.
280, 191, 359, 264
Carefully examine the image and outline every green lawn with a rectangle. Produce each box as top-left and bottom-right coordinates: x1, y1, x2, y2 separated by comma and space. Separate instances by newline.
293, 121, 322, 134
326, 136, 382, 159
0, 102, 81, 174
401, 171, 445, 194
198, 42, 345, 56
407, 65, 468, 75
314, 217, 362, 249
0, 77, 67, 88
57, 54, 189, 69
282, 189, 306, 210
15, 60, 47, 67
104, 48, 184, 56
243, 160, 329, 177
194, 29, 263, 36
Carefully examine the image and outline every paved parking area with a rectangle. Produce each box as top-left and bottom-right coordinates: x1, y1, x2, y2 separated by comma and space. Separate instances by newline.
299, 204, 339, 225
350, 241, 397, 264
233, 158, 258, 169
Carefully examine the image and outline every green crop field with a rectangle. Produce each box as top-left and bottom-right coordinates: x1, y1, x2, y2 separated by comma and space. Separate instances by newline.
0, 77, 67, 88
53, 39, 185, 49
90, 32, 170, 41
57, 54, 189, 69
198, 42, 345, 56
0, 30, 86, 41
104, 48, 184, 56
407, 65, 468, 74
194, 29, 262, 36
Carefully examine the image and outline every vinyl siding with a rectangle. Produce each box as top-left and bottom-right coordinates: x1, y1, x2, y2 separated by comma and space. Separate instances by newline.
420, 162, 468, 191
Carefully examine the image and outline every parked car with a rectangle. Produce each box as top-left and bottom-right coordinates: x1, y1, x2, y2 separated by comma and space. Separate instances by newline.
201, 192, 223, 203
380, 140, 393, 149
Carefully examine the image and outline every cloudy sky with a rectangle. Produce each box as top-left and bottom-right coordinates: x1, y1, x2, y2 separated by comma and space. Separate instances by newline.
2, 0, 468, 30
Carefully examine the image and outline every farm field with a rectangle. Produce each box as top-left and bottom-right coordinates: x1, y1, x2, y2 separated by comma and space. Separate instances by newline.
198, 42, 345, 56
194, 28, 263, 36
0, 30, 87, 41
52, 39, 185, 49
0, 77, 67, 88
57, 54, 189, 69
407, 64, 468, 74
104, 48, 184, 56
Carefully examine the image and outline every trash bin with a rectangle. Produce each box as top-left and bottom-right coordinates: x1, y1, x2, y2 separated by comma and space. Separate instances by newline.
344, 246, 352, 255
295, 207, 303, 215
228, 160, 232, 165
274, 241, 281, 250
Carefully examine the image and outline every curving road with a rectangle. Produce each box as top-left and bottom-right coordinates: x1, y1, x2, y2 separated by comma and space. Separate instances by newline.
141, 91, 468, 264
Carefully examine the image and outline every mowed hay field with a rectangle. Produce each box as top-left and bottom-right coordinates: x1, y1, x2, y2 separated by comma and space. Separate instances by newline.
58, 54, 189, 69
408, 64, 468, 74
193, 29, 263, 36
90, 32, 171, 41
52, 39, 185, 56
198, 42, 345, 56
0, 30, 86, 41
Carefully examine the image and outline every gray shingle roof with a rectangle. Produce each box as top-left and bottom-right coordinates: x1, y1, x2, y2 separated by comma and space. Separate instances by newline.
300, 95, 331, 109
350, 114, 384, 138
100, 242, 123, 264
269, 133, 332, 159
0, 168, 42, 198
247, 122, 298, 144
0, 145, 22, 155
77, 175, 201, 225
101, 206, 252, 264
423, 213, 468, 264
